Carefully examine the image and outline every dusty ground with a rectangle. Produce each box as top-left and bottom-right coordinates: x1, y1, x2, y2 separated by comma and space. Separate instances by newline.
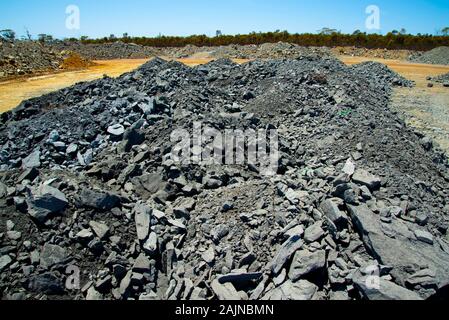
1, 54, 448, 153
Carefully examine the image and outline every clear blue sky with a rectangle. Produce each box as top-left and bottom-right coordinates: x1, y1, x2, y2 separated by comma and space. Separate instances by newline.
1, 0, 448, 39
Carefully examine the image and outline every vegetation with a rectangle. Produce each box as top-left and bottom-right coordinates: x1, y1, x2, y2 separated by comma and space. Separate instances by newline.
2, 28, 449, 51
77, 30, 449, 51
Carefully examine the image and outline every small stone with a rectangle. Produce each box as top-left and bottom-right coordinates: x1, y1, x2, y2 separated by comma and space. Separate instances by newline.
352, 169, 381, 191
22, 150, 41, 169
7, 231, 21, 240
134, 204, 152, 241
107, 124, 125, 136
414, 230, 434, 245
40, 243, 69, 269
143, 232, 158, 254
89, 221, 110, 240
202, 246, 215, 264
304, 221, 325, 243
288, 250, 326, 281
0, 255, 12, 272
78, 188, 120, 211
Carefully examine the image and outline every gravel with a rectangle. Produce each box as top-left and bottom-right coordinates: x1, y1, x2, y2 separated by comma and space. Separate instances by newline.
0, 55, 448, 301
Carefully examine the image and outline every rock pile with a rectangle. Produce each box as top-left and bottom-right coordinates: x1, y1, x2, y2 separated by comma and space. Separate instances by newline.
332, 46, 414, 60
0, 56, 448, 301
52, 41, 161, 60
409, 47, 449, 65
0, 41, 63, 79
428, 72, 449, 87
210, 42, 332, 60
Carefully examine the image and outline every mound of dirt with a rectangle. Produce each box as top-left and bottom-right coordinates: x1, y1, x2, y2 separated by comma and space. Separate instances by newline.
59, 52, 95, 70
332, 46, 415, 60
52, 41, 161, 60
0, 40, 63, 79
409, 47, 449, 65
0, 57, 448, 301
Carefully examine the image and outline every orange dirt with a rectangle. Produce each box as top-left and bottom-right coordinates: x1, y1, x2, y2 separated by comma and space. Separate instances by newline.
60, 53, 95, 70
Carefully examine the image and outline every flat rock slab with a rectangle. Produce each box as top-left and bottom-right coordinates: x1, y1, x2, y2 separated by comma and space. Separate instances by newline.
348, 204, 449, 297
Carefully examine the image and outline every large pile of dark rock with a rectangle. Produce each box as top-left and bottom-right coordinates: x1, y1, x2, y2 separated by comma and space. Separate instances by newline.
210, 42, 332, 60
52, 41, 161, 60
409, 47, 449, 65
0, 41, 63, 79
0, 56, 448, 301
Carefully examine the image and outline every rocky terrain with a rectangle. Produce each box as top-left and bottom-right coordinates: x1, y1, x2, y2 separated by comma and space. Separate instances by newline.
52, 41, 161, 60
409, 46, 449, 65
332, 46, 414, 61
428, 72, 449, 86
0, 55, 448, 301
0, 40, 64, 79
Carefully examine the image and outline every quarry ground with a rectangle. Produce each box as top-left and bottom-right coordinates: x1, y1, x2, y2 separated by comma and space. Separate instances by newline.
1, 54, 448, 152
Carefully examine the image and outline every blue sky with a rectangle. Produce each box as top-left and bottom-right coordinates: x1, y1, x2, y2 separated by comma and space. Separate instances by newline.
1, 0, 448, 39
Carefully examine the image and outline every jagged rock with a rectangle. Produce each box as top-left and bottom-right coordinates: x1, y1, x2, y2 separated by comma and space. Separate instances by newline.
270, 235, 303, 275
414, 229, 434, 245
348, 204, 449, 294
134, 203, 152, 241
320, 199, 348, 229
262, 280, 318, 300
0, 255, 12, 272
78, 188, 120, 211
353, 268, 422, 300
211, 279, 241, 300
352, 169, 381, 191
40, 243, 69, 269
27, 185, 68, 223
22, 150, 41, 169
304, 222, 325, 243
28, 273, 65, 295
288, 249, 326, 281
89, 221, 110, 240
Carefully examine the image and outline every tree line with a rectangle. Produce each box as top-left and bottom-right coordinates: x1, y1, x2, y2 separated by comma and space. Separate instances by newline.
2, 29, 449, 51
78, 31, 449, 51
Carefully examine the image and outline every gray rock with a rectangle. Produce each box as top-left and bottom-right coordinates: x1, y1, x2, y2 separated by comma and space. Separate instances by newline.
0, 255, 12, 272
0, 181, 7, 198
40, 243, 69, 269
143, 232, 158, 254
262, 280, 318, 300
211, 279, 241, 300
28, 273, 64, 295
353, 268, 422, 300
320, 199, 348, 229
202, 246, 215, 264
288, 249, 326, 281
352, 169, 381, 190
107, 124, 125, 136
414, 230, 434, 245
270, 235, 303, 275
78, 188, 120, 211
210, 224, 230, 243
89, 221, 110, 240
348, 204, 449, 293
22, 150, 41, 169
304, 222, 325, 243
134, 204, 152, 241
86, 287, 104, 300
27, 185, 68, 223
217, 272, 262, 285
